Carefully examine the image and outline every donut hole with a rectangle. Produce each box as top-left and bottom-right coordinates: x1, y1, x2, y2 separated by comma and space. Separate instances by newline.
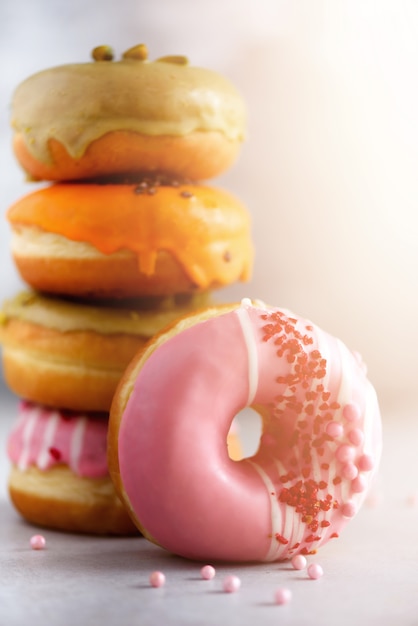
228, 408, 263, 461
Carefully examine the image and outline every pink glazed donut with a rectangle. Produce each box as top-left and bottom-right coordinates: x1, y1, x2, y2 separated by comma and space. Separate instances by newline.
108, 299, 382, 562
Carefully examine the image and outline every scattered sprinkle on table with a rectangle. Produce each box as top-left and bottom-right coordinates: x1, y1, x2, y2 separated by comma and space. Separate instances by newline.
30, 535, 46, 550
200, 565, 216, 580
222, 575, 241, 593
291, 554, 307, 570
149, 571, 166, 588
307, 563, 324, 580
274, 587, 292, 605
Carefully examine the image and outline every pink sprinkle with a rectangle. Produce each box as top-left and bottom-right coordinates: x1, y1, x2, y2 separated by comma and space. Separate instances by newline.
260, 433, 276, 447
291, 554, 307, 570
223, 575, 241, 593
343, 403, 361, 422
348, 428, 364, 446
358, 454, 374, 472
274, 587, 292, 605
342, 462, 359, 480
351, 474, 367, 493
341, 500, 357, 518
307, 563, 323, 580
149, 571, 166, 588
200, 565, 216, 580
30, 535, 46, 550
325, 421, 343, 438
336, 444, 355, 463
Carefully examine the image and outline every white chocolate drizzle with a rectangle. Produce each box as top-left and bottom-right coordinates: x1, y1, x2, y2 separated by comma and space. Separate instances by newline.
17, 408, 39, 470
37, 410, 60, 470
235, 305, 259, 406
247, 460, 285, 561
70, 416, 87, 473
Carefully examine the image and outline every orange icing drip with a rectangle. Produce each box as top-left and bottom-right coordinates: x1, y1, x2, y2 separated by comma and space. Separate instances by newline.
7, 183, 253, 288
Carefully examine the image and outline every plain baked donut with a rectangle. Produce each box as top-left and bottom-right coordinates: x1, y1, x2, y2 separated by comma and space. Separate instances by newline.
7, 401, 137, 535
11, 45, 246, 182
108, 299, 382, 562
0, 290, 210, 412
7, 182, 253, 299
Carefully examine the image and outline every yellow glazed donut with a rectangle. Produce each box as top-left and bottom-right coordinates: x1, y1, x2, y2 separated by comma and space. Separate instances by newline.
0, 290, 210, 412
11, 44, 246, 182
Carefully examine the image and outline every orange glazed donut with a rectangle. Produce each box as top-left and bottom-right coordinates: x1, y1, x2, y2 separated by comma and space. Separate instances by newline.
7, 181, 253, 299
7, 400, 137, 535
108, 299, 382, 562
0, 290, 210, 412
11, 44, 246, 182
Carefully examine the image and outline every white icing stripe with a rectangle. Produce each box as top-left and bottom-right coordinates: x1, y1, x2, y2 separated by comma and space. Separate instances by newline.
362, 384, 378, 457
335, 338, 352, 406
247, 460, 285, 561
70, 417, 87, 473
281, 502, 295, 555
17, 407, 39, 470
273, 458, 287, 478
37, 410, 60, 470
235, 307, 259, 406
335, 338, 354, 505
273, 457, 301, 555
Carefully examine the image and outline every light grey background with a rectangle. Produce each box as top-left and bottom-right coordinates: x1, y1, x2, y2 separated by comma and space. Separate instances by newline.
2, 0, 418, 410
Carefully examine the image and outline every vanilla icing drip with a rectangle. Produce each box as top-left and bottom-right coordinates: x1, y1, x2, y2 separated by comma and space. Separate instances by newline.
12, 59, 246, 163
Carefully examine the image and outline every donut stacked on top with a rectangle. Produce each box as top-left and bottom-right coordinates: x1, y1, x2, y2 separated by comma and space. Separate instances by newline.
0, 44, 253, 534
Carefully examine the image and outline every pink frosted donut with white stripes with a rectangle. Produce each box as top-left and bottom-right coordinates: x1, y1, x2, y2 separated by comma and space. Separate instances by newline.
108, 299, 382, 561
7, 401, 136, 535
8, 401, 109, 477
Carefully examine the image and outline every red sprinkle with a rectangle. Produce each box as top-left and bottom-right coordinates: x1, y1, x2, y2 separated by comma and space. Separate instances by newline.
48, 447, 62, 461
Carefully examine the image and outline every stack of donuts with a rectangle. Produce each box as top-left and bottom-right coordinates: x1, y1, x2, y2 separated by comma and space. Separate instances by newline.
0, 44, 253, 535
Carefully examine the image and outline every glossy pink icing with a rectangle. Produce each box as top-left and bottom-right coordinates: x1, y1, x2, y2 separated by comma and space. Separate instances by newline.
118, 300, 382, 562
7, 401, 108, 478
